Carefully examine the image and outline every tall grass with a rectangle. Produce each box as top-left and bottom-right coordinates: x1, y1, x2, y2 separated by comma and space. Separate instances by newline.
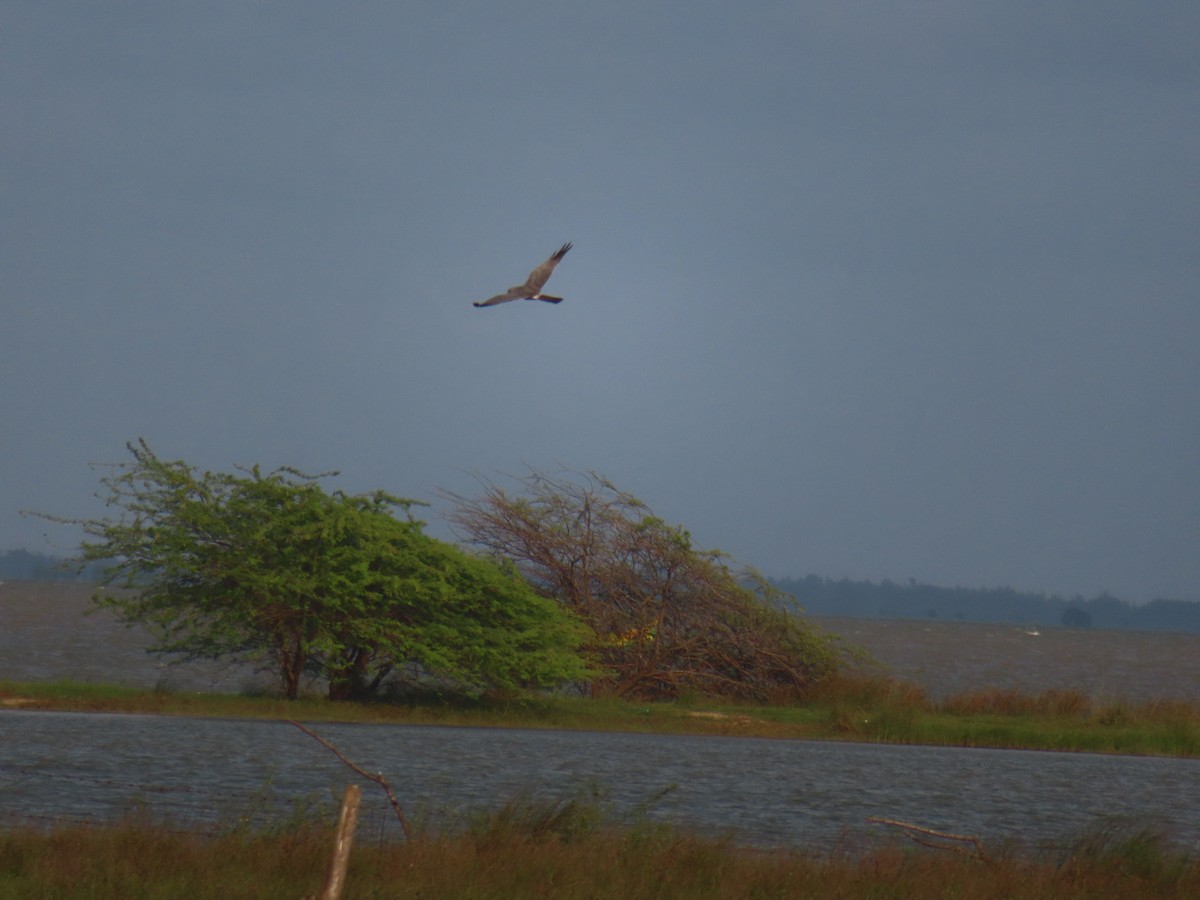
2, 806, 1197, 899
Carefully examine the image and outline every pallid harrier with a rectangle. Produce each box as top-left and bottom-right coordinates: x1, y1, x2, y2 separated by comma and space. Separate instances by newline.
473, 242, 572, 307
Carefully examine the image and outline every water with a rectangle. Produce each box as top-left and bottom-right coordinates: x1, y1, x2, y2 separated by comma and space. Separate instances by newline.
822, 615, 1200, 703
3, 582, 1200, 850
0, 582, 268, 693
3, 710, 1199, 853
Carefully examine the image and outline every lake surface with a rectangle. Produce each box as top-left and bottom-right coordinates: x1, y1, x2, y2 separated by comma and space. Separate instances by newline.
4, 710, 1199, 854
3, 581, 1200, 851
821, 615, 1200, 702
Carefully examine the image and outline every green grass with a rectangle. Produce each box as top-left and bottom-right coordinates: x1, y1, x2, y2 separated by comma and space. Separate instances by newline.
4, 676, 1199, 758
1, 805, 1197, 899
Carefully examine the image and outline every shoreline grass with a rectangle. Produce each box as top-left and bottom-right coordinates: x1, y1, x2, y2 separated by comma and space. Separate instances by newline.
2, 805, 1196, 899
3, 675, 1199, 758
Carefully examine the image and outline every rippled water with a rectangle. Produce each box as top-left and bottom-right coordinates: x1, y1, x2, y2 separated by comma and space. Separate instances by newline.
3, 710, 1199, 853
3, 581, 1200, 850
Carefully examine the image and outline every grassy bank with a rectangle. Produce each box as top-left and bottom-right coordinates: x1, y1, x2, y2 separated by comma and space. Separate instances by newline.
3, 676, 1200, 758
2, 803, 1197, 899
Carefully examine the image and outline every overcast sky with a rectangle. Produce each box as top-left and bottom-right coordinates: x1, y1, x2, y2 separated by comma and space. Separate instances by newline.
3, 2, 1198, 602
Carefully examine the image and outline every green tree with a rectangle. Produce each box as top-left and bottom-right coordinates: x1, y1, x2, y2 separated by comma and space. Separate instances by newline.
62, 440, 592, 700
445, 470, 844, 701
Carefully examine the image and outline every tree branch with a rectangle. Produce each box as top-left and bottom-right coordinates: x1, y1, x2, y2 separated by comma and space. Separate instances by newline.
290, 720, 412, 840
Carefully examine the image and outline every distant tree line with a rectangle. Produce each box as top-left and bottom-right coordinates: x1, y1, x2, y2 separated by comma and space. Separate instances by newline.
0, 549, 103, 582
9, 543, 1198, 636
772, 574, 1200, 633
8, 546, 1199, 635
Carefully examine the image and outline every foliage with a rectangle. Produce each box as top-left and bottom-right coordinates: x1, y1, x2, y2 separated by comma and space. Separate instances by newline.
445, 469, 842, 700
59, 440, 592, 699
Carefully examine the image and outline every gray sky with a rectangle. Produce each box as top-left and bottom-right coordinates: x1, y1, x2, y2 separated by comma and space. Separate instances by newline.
3, 2, 1198, 602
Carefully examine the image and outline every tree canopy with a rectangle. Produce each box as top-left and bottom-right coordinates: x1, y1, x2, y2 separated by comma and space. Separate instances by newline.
445, 470, 843, 701
67, 440, 593, 699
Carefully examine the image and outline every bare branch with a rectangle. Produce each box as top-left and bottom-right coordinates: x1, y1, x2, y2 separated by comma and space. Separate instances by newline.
445, 469, 842, 700
290, 720, 412, 840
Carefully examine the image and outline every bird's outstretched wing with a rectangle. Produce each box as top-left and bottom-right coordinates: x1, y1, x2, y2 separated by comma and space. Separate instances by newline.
474, 286, 528, 307
473, 242, 572, 307
523, 242, 572, 293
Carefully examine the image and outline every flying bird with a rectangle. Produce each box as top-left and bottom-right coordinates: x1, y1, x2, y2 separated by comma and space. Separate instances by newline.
473, 242, 573, 307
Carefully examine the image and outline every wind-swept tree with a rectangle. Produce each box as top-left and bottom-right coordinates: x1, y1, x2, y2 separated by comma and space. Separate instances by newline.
444, 470, 843, 701
58, 441, 592, 699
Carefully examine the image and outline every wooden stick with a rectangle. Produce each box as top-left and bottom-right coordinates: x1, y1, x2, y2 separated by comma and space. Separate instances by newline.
320, 784, 361, 900
289, 720, 413, 840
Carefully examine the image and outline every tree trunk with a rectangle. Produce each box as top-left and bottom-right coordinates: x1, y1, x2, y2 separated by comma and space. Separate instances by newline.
327, 648, 377, 701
